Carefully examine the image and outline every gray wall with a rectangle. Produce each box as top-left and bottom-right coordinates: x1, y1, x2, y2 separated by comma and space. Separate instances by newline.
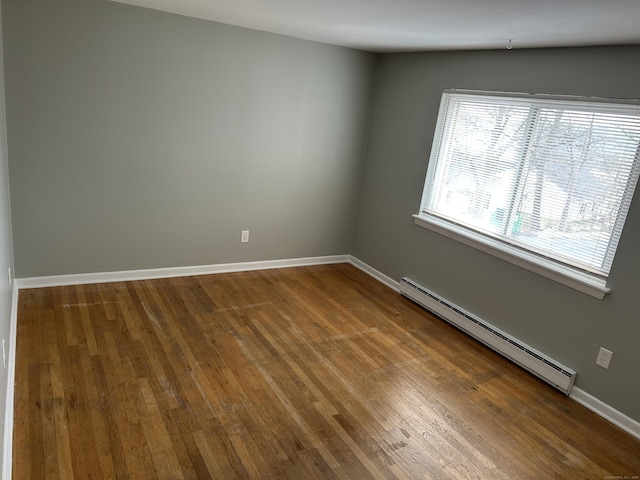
353, 46, 640, 422
3, 0, 375, 277
0, 1, 15, 474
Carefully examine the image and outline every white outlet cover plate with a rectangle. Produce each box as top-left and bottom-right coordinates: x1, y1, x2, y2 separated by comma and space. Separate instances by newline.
596, 347, 613, 369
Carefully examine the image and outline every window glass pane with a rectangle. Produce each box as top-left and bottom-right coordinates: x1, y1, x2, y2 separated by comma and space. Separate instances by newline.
422, 91, 640, 277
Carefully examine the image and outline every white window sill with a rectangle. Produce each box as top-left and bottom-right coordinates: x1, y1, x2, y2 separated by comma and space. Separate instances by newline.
413, 214, 610, 299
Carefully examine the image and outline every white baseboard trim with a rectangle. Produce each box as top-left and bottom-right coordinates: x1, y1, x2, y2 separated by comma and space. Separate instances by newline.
350, 256, 640, 442
15, 255, 351, 289
3, 283, 18, 480
348, 256, 400, 292
570, 387, 640, 440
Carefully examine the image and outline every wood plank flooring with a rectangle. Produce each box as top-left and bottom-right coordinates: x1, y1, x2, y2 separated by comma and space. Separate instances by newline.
13, 263, 640, 479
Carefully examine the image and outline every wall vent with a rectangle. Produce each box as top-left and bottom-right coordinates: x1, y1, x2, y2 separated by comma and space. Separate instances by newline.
400, 277, 576, 394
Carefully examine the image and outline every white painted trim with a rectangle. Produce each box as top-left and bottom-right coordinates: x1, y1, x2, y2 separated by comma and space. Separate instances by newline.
3, 283, 18, 480
348, 256, 400, 292
570, 387, 640, 441
15, 255, 351, 289
413, 214, 609, 299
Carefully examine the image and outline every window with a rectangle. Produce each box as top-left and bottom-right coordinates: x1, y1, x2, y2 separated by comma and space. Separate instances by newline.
415, 90, 640, 298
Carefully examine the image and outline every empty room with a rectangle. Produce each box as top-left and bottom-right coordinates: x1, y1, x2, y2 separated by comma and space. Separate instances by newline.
0, 0, 640, 478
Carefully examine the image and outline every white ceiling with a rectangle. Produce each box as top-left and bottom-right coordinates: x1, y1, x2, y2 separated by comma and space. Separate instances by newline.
109, 0, 640, 52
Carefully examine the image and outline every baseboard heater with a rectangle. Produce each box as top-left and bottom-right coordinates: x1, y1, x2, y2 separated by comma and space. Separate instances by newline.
400, 277, 576, 395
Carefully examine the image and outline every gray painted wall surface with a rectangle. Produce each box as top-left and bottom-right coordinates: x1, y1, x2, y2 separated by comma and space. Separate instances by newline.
352, 46, 640, 422
0, 2, 15, 475
3, 0, 375, 277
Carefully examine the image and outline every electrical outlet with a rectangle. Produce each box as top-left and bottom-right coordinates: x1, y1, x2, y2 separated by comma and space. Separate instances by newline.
7, 267, 11, 287
596, 347, 613, 369
241, 230, 249, 243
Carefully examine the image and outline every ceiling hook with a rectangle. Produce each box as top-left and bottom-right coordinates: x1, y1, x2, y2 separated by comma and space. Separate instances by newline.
507, 39, 513, 50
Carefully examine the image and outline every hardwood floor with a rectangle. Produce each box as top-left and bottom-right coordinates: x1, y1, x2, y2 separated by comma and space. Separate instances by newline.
13, 263, 640, 479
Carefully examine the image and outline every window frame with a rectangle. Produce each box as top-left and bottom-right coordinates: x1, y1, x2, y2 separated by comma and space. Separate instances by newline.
415, 89, 640, 299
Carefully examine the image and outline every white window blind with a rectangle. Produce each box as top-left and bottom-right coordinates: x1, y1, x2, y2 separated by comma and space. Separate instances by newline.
418, 90, 640, 294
